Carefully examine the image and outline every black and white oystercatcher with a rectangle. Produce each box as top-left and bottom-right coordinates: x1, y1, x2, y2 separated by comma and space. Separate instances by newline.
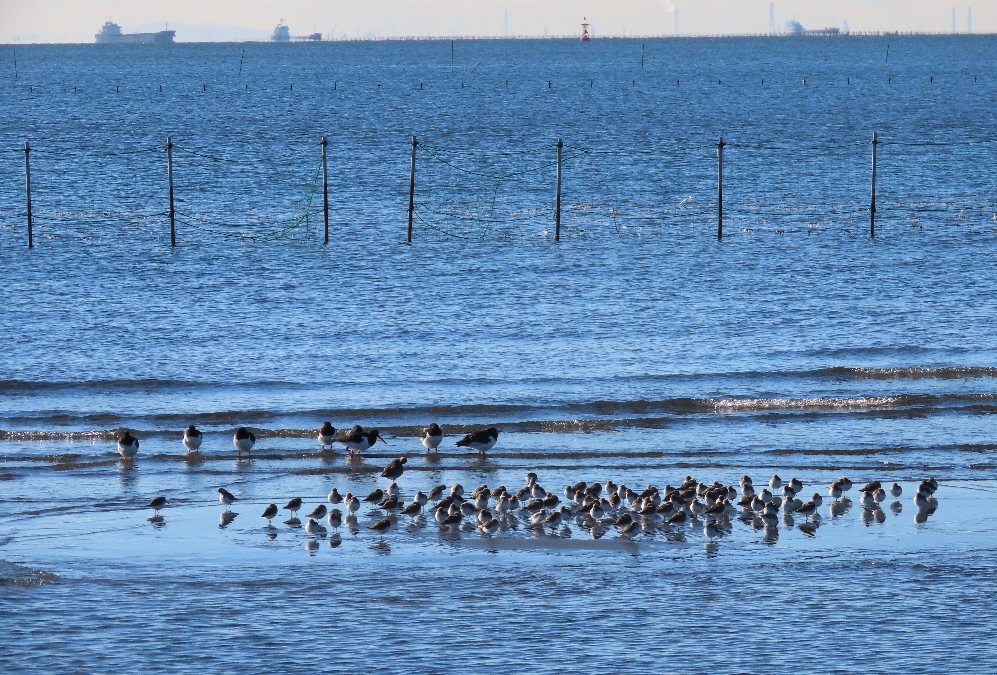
421, 423, 443, 452
455, 427, 499, 455
233, 427, 255, 456
381, 457, 407, 481
336, 426, 386, 456
318, 422, 336, 450
183, 425, 202, 452
117, 432, 139, 462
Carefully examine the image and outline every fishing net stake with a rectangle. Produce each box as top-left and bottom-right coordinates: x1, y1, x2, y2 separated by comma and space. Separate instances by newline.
717, 136, 725, 241
166, 137, 175, 247
555, 138, 562, 241
870, 132, 878, 238
407, 135, 417, 243
321, 136, 329, 245
23, 141, 33, 249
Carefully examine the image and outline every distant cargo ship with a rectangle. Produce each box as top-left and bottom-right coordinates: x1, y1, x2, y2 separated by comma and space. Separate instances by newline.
272, 20, 321, 42
95, 21, 175, 45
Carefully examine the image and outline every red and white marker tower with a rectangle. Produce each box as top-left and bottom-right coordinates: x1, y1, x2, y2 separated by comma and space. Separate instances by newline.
581, 18, 590, 41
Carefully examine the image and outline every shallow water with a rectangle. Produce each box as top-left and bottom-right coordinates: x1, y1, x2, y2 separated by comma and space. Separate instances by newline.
3, 36, 997, 671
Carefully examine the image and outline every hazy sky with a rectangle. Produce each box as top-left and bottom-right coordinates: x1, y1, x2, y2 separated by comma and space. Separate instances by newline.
1, 1, 992, 42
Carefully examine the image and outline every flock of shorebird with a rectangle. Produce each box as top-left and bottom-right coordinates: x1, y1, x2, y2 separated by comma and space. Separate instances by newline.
143, 457, 941, 540
116, 422, 499, 462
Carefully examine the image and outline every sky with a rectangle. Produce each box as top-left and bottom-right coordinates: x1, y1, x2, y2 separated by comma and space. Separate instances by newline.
1, 0, 992, 42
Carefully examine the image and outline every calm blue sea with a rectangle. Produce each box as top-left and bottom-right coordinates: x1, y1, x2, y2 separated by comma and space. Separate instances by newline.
2, 36, 997, 673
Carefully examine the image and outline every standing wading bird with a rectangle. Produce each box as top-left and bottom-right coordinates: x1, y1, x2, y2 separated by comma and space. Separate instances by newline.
218, 487, 238, 510
369, 517, 392, 537
421, 423, 443, 452
455, 427, 499, 456
318, 422, 336, 450
382, 457, 407, 481
262, 503, 278, 525
284, 497, 302, 517
337, 426, 387, 456
182, 425, 203, 452
117, 431, 140, 464
148, 495, 167, 516
233, 427, 255, 456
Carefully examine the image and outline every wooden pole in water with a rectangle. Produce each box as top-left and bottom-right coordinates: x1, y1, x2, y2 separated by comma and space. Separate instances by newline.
166, 137, 175, 247
870, 132, 878, 238
407, 135, 417, 243
23, 142, 32, 249
555, 138, 563, 242
321, 136, 329, 245
717, 136, 725, 241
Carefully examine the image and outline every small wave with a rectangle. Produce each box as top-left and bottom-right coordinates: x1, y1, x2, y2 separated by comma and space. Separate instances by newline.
813, 366, 997, 381
2, 392, 996, 440
1, 366, 995, 398
0, 560, 59, 586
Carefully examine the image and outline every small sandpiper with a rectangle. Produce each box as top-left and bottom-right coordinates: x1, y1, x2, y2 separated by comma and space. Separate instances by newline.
262, 503, 278, 525
305, 504, 328, 519
381, 457, 407, 481
327, 509, 343, 530
769, 475, 782, 490
117, 432, 140, 463
455, 427, 499, 455
148, 495, 167, 516
284, 497, 302, 516
217, 487, 237, 510
421, 423, 443, 452
427, 484, 446, 502
318, 422, 336, 450
233, 427, 255, 456
327, 487, 343, 504
364, 488, 384, 504
183, 425, 203, 452
890, 482, 903, 498
345, 495, 361, 515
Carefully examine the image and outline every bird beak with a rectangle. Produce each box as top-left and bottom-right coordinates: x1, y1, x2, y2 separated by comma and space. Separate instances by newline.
378, 434, 387, 444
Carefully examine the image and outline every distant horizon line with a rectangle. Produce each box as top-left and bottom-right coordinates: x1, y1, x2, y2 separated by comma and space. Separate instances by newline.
4, 31, 995, 45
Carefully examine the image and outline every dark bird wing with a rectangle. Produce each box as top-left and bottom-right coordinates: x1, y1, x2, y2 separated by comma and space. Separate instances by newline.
456, 429, 490, 447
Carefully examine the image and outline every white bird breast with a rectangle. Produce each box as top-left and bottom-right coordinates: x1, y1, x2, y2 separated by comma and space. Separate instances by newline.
183, 435, 202, 451
422, 434, 443, 449
234, 438, 254, 452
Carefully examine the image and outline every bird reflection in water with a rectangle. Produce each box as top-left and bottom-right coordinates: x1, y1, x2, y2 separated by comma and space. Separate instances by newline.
891, 501, 903, 515
328, 536, 342, 549
305, 539, 320, 554
371, 539, 391, 554
219, 511, 238, 528
828, 497, 852, 518
762, 524, 779, 544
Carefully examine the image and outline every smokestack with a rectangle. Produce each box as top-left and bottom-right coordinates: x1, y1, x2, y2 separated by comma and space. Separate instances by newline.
769, 2, 776, 35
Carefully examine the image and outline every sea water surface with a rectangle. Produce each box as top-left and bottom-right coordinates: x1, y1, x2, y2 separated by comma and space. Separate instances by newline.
2, 36, 997, 673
